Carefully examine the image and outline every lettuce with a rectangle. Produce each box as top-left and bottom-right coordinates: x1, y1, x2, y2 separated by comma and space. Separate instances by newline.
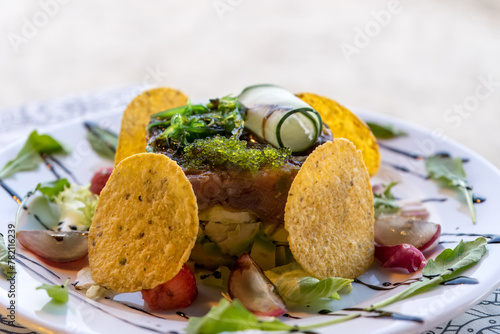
35, 179, 98, 231
54, 183, 98, 231
265, 262, 353, 304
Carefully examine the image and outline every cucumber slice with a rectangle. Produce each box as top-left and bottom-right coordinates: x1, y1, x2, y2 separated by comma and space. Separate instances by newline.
238, 84, 322, 153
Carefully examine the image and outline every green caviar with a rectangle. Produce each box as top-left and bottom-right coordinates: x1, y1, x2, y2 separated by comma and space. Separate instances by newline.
183, 136, 291, 172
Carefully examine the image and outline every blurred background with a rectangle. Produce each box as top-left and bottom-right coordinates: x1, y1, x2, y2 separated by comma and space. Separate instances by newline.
0, 0, 499, 168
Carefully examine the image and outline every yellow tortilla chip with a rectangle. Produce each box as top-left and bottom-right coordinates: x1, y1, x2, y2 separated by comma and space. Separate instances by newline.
115, 88, 188, 166
285, 139, 374, 279
296, 92, 380, 176
89, 153, 198, 293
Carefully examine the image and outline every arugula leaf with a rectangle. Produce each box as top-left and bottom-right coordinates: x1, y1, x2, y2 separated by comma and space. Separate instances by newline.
0, 234, 15, 279
36, 278, 70, 303
84, 122, 118, 161
369, 237, 487, 309
185, 298, 293, 333
373, 182, 400, 218
186, 298, 359, 334
423, 238, 487, 280
35, 179, 70, 199
425, 155, 476, 224
367, 122, 407, 139
0, 131, 69, 179
265, 262, 353, 304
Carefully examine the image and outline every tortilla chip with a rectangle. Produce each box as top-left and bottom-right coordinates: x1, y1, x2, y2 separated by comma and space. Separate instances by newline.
285, 139, 374, 279
114, 88, 188, 166
296, 92, 380, 176
89, 153, 198, 293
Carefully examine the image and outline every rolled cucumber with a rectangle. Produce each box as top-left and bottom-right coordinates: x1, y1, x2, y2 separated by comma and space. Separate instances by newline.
238, 84, 322, 153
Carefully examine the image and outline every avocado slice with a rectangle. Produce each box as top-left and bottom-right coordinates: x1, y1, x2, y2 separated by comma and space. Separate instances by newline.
204, 221, 260, 256
275, 245, 295, 267
189, 242, 235, 270
250, 233, 276, 271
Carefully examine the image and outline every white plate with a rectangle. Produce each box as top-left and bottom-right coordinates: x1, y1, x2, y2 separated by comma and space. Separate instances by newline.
0, 108, 499, 334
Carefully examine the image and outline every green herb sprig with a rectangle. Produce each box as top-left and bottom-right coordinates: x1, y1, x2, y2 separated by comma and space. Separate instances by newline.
425, 154, 476, 224
148, 96, 244, 152
0, 131, 69, 179
373, 182, 400, 218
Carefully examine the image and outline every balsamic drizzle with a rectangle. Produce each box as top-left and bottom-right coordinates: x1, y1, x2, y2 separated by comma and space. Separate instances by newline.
16, 253, 60, 279
421, 197, 447, 203
353, 278, 420, 291
440, 276, 479, 285
104, 297, 168, 319
176, 312, 189, 320
15, 258, 56, 285
473, 196, 486, 204
0, 178, 23, 205
283, 313, 301, 319
378, 143, 424, 160
441, 232, 500, 244
382, 162, 428, 179
200, 270, 222, 280
320, 308, 423, 323
379, 144, 469, 163
41, 153, 61, 179
1, 185, 51, 230
46, 154, 80, 184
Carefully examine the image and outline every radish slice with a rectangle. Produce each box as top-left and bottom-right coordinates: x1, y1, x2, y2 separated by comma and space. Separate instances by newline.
375, 215, 441, 253
228, 253, 287, 317
375, 244, 427, 273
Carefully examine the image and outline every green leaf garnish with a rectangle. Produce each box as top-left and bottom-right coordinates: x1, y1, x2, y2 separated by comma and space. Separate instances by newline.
36, 278, 70, 303
84, 122, 118, 161
185, 298, 359, 334
369, 237, 487, 309
425, 154, 476, 224
373, 182, 400, 218
35, 179, 71, 199
367, 122, 407, 139
0, 234, 15, 279
0, 131, 69, 179
265, 262, 353, 304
